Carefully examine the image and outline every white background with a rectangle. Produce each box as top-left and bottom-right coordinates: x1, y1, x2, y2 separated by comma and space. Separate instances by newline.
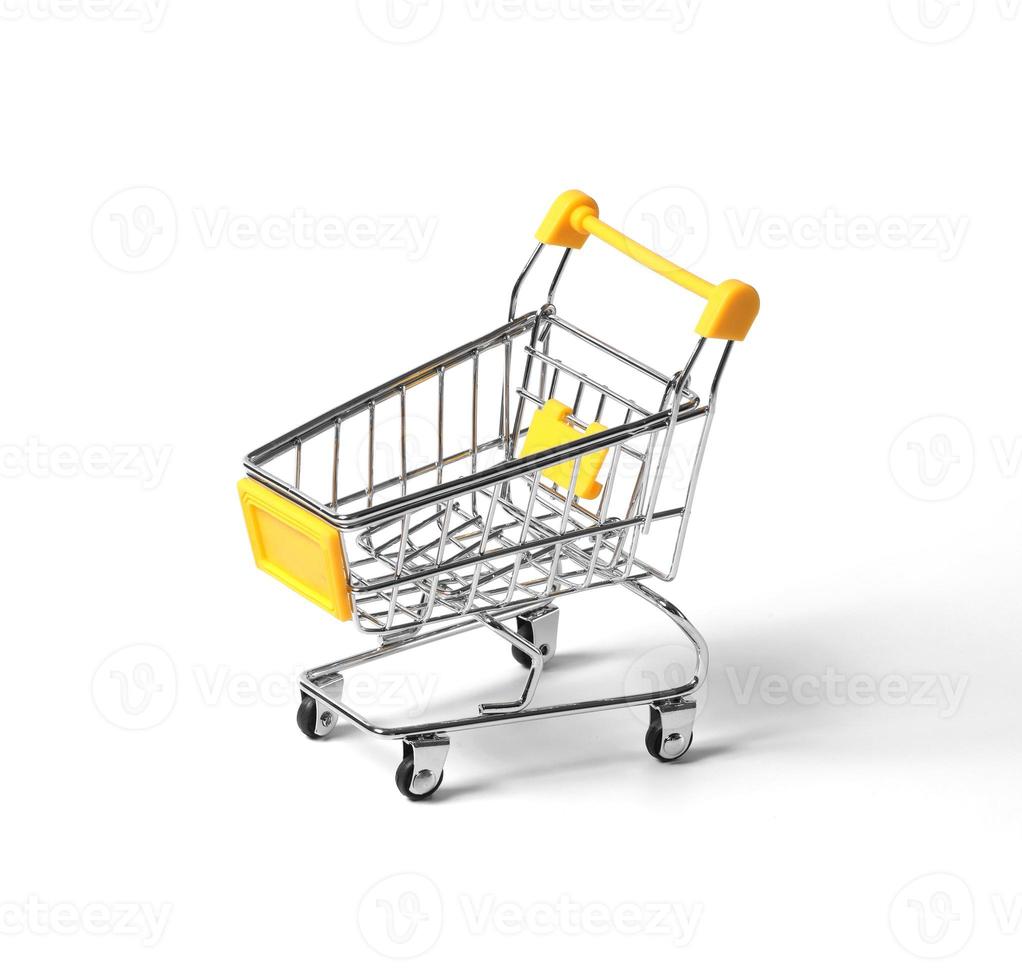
2, 0, 1020, 975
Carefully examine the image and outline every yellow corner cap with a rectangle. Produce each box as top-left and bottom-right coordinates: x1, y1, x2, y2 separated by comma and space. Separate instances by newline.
520, 400, 608, 500
695, 279, 760, 341
535, 190, 599, 249
238, 478, 352, 621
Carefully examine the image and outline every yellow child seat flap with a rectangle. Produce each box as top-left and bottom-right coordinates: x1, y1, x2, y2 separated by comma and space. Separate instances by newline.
521, 399, 608, 500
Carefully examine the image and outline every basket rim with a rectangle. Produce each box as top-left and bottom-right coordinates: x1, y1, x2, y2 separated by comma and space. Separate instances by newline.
243, 398, 705, 532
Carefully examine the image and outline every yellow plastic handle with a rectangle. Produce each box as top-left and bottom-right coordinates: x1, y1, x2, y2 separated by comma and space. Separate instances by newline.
535, 189, 760, 342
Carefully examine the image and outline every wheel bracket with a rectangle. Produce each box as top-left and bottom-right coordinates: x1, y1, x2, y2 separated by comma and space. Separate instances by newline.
401, 734, 450, 796
649, 697, 696, 760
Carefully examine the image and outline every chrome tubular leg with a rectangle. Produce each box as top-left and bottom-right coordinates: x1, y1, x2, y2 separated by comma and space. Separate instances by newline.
477, 613, 546, 715
479, 603, 557, 714
624, 580, 708, 694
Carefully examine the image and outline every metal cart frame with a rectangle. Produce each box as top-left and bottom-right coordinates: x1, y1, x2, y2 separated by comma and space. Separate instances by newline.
240, 190, 759, 798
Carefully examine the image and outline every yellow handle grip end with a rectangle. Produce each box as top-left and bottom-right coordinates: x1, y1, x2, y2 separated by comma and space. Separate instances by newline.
695, 279, 760, 342
535, 190, 598, 249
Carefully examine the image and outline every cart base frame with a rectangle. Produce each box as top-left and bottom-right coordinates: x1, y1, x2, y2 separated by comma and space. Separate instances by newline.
295, 579, 705, 798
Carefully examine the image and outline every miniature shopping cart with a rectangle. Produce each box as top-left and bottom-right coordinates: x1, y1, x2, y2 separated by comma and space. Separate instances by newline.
239, 190, 760, 799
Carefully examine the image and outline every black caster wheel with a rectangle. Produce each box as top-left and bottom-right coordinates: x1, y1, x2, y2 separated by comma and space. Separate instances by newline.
296, 695, 335, 740
395, 758, 444, 801
645, 715, 694, 762
512, 645, 543, 668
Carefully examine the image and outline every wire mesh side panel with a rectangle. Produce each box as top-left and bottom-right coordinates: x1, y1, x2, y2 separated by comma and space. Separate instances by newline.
254, 316, 538, 522
340, 315, 704, 634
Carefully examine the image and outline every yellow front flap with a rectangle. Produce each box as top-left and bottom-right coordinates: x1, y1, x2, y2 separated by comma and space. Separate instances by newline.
238, 478, 352, 621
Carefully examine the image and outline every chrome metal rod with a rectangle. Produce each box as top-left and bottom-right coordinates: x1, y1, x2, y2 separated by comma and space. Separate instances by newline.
299, 580, 706, 739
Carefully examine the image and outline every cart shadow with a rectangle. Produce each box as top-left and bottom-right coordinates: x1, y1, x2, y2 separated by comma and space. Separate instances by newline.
312, 604, 885, 799
445, 610, 875, 796
434, 735, 746, 801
